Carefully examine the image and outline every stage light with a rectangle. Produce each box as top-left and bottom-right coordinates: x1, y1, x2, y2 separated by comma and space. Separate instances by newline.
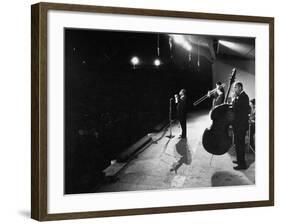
218, 40, 236, 48
172, 35, 185, 45
218, 40, 246, 53
170, 35, 192, 51
131, 56, 139, 65
130, 56, 139, 66
154, 58, 161, 67
182, 42, 192, 51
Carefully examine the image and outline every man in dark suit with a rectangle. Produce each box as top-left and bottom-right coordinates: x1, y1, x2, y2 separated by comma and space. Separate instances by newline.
232, 82, 250, 170
175, 89, 187, 139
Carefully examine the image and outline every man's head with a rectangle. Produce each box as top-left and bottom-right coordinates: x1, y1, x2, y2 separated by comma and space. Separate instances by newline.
215, 81, 224, 93
216, 81, 222, 88
234, 82, 243, 95
179, 89, 186, 97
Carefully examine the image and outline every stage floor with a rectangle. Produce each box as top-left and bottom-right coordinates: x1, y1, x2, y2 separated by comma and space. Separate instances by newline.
96, 110, 255, 193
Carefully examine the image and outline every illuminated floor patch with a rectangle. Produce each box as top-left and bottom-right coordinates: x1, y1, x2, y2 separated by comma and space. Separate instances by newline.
171, 175, 186, 188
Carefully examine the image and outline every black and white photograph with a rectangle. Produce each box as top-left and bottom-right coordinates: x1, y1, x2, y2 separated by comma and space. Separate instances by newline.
29, 2, 274, 221
0, 0, 278, 222
64, 29, 256, 194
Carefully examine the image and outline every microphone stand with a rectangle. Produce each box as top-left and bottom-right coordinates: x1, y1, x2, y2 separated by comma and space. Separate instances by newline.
166, 98, 175, 139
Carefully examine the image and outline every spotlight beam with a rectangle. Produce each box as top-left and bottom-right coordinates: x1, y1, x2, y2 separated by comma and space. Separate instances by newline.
170, 35, 192, 51
218, 40, 252, 55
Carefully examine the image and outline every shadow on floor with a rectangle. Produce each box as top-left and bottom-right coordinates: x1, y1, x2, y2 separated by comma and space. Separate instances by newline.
211, 171, 253, 186
170, 138, 192, 173
227, 144, 255, 168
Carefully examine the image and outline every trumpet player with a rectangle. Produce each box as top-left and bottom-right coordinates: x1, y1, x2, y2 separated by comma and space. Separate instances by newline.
207, 81, 225, 108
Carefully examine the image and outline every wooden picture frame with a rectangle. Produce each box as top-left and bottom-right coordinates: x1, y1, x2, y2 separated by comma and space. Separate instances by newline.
31, 2, 274, 221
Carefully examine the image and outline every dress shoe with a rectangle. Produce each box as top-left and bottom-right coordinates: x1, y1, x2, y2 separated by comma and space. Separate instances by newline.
232, 160, 238, 164
233, 165, 247, 170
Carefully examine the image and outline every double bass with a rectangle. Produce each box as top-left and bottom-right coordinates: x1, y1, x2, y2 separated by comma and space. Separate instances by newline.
202, 68, 237, 155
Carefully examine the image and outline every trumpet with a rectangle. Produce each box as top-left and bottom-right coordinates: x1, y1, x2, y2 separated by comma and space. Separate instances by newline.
193, 83, 226, 106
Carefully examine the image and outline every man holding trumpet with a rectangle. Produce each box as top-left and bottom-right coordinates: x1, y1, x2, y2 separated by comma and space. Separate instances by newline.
207, 81, 225, 108
193, 81, 225, 108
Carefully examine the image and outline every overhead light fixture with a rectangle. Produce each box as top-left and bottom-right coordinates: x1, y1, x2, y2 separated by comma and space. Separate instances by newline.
188, 52, 192, 62
213, 39, 219, 54
197, 39, 200, 68
130, 56, 139, 68
157, 33, 160, 57
154, 58, 161, 67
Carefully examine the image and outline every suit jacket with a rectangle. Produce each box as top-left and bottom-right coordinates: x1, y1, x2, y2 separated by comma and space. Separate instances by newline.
177, 96, 187, 121
232, 91, 250, 131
